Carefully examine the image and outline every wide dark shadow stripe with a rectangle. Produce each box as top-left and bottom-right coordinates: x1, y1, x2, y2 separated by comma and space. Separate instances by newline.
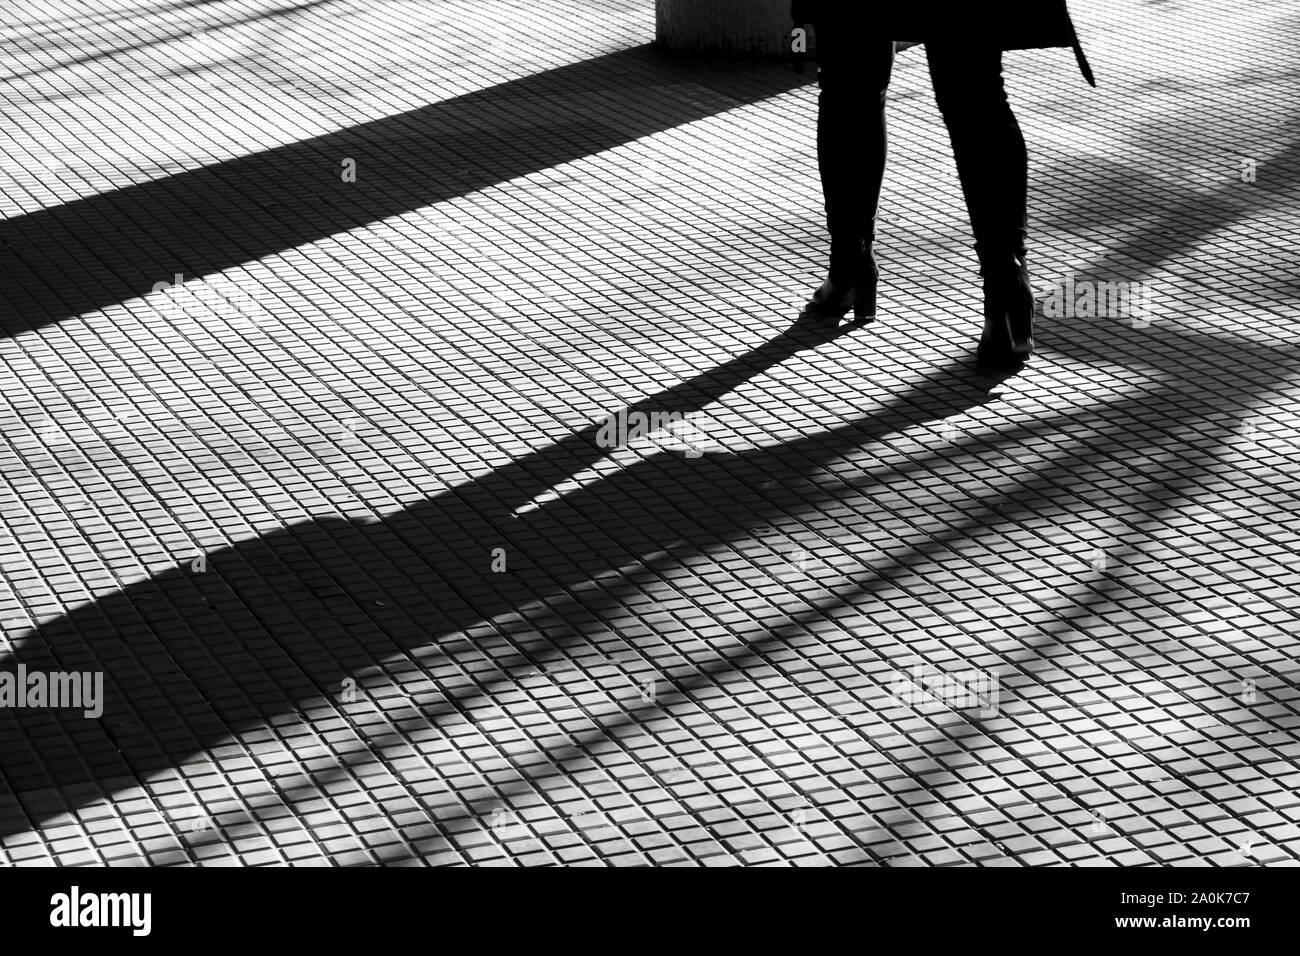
0, 321, 1004, 838
0, 45, 809, 336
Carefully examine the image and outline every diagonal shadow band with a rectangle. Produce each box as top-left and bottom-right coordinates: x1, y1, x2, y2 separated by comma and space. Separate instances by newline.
0, 44, 810, 337
362, 129, 1300, 859
0, 318, 1010, 839
416, 357, 1300, 862
226, 330, 1297, 867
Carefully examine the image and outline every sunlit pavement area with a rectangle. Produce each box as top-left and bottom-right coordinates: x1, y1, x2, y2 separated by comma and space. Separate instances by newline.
0, 0, 1297, 866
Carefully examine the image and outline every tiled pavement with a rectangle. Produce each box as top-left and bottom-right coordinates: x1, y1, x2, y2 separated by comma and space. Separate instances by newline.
0, 0, 1298, 866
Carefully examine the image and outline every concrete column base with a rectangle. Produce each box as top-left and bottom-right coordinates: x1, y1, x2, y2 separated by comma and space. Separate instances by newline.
654, 0, 800, 59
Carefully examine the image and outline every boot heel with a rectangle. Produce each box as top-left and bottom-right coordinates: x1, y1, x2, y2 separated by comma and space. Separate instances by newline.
801, 241, 878, 324
853, 279, 877, 320
853, 243, 879, 320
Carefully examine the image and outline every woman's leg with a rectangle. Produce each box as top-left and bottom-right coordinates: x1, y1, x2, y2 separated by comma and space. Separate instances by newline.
926, 42, 1034, 360
814, 21, 895, 286
924, 41, 1028, 266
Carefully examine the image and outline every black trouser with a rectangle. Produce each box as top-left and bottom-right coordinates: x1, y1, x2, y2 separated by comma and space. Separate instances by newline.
814, 22, 1028, 272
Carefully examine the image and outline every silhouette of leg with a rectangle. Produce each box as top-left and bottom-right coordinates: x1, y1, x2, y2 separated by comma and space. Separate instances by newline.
925, 41, 1028, 264
813, 17, 894, 284
927, 42, 1034, 360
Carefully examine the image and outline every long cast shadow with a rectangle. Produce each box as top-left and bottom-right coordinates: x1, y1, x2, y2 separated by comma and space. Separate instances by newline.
401, 123, 1300, 859
0, 44, 809, 337
0, 321, 1008, 838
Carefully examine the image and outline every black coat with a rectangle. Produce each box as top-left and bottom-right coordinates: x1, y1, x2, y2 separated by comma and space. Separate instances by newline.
791, 1, 1094, 85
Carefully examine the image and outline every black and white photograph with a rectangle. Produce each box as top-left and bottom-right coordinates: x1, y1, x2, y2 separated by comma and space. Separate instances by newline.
0, 0, 1293, 933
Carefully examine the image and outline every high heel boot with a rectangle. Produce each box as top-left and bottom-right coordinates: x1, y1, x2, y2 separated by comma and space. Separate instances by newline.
977, 253, 1034, 365
800, 237, 877, 323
